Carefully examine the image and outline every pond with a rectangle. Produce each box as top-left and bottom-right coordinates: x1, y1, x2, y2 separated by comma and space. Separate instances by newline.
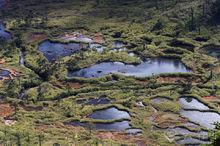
39, 40, 82, 62
89, 43, 105, 53
179, 97, 209, 110
68, 58, 191, 78
86, 97, 111, 105
167, 127, 208, 138
0, 69, 10, 80
176, 137, 210, 145
179, 96, 220, 129
151, 97, 171, 103
180, 110, 220, 129
88, 107, 130, 120
111, 41, 127, 52
76, 96, 111, 105
65, 120, 131, 131
161, 126, 209, 145
205, 49, 220, 60
0, 23, 11, 40
202, 45, 220, 60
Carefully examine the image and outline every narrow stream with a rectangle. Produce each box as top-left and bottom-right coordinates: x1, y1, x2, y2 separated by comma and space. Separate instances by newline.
19, 50, 25, 66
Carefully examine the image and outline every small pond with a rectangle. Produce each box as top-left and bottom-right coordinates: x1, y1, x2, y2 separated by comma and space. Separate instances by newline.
205, 49, 220, 60
76, 96, 111, 105
68, 58, 191, 78
176, 137, 210, 145
179, 96, 220, 129
0, 69, 10, 80
89, 43, 105, 53
86, 97, 111, 105
39, 40, 82, 62
125, 128, 142, 136
202, 45, 220, 60
180, 110, 220, 129
0, 23, 11, 40
111, 41, 127, 52
65, 120, 131, 131
179, 97, 209, 110
161, 126, 209, 145
167, 127, 208, 138
88, 107, 130, 120
151, 97, 171, 103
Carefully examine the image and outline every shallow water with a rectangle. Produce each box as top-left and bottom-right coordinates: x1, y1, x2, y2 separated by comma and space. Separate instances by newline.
151, 97, 171, 103
180, 110, 220, 129
126, 128, 142, 135
0, 23, 11, 40
66, 120, 131, 131
167, 127, 208, 138
68, 58, 191, 78
39, 40, 82, 62
176, 137, 210, 145
179, 97, 209, 110
0, 0, 5, 7
89, 107, 130, 120
76, 97, 111, 105
208, 50, 220, 60
164, 126, 209, 145
89, 43, 105, 53
111, 41, 127, 52
0, 69, 10, 79
86, 97, 111, 105
19, 51, 25, 66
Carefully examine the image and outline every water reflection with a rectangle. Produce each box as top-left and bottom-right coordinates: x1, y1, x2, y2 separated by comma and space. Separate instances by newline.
68, 58, 191, 78
39, 40, 82, 62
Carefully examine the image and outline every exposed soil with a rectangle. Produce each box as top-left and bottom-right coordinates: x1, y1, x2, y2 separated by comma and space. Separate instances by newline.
154, 113, 187, 128
157, 77, 187, 84
0, 102, 14, 117
22, 105, 43, 111
25, 33, 48, 43
203, 96, 219, 101
91, 33, 105, 44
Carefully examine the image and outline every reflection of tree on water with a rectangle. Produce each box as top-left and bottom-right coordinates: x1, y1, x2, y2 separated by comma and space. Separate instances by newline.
155, 58, 184, 69
185, 97, 193, 103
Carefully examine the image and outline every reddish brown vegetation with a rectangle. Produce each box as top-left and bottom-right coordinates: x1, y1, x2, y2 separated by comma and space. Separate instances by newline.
0, 102, 14, 117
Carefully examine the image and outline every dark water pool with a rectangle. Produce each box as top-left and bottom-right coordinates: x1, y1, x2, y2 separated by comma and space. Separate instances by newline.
65, 120, 131, 131
76, 97, 111, 105
88, 107, 130, 120
68, 58, 191, 78
86, 97, 111, 105
39, 40, 82, 62
0, 0, 5, 7
0, 69, 10, 79
0, 23, 11, 40
206, 49, 220, 60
